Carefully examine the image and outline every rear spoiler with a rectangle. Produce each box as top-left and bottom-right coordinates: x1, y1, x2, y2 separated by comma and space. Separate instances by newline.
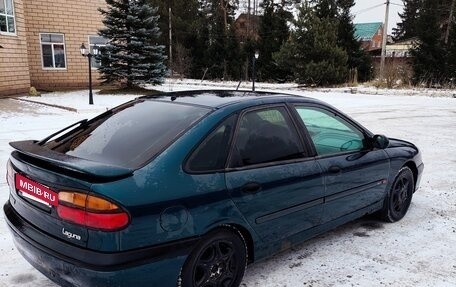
10, 140, 134, 181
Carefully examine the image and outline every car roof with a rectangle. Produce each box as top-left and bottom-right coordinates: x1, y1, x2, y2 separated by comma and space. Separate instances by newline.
140, 90, 324, 109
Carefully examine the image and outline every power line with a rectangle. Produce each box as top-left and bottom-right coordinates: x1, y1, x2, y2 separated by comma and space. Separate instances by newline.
390, 2, 404, 7
390, 0, 404, 7
353, 3, 385, 16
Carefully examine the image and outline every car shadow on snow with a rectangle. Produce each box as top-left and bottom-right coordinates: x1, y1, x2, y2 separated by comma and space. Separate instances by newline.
241, 214, 388, 285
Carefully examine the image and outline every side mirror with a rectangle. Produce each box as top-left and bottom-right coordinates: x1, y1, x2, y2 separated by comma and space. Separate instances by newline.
372, 134, 389, 149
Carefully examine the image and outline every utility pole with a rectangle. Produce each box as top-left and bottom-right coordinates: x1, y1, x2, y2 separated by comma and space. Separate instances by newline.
445, 0, 456, 45
380, 0, 390, 80
169, 7, 173, 78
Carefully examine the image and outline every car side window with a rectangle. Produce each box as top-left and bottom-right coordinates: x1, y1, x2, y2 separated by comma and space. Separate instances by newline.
230, 106, 304, 168
295, 107, 366, 156
187, 115, 236, 172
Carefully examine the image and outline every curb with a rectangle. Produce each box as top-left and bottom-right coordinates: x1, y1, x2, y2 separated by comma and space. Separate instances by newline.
10, 98, 78, 112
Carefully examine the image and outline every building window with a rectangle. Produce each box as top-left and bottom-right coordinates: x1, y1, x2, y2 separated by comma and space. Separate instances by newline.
88, 35, 108, 69
40, 33, 66, 69
0, 0, 15, 34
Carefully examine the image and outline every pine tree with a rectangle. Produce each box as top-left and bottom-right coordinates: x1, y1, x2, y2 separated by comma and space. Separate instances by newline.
336, 0, 372, 81
310, 0, 372, 82
393, 0, 421, 41
444, 5, 456, 83
312, 0, 338, 18
149, 0, 200, 77
257, 0, 292, 81
200, 0, 228, 79
274, 4, 348, 85
189, 0, 241, 80
98, 0, 167, 87
411, 0, 447, 85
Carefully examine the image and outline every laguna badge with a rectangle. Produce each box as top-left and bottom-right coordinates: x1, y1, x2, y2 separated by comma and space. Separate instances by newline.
62, 228, 81, 241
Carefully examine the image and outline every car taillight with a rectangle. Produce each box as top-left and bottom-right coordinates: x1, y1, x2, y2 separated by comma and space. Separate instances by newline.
57, 191, 129, 231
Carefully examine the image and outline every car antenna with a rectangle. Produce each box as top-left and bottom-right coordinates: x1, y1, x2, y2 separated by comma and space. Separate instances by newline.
236, 80, 242, 91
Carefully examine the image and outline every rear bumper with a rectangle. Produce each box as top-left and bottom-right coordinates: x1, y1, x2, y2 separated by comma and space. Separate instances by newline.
4, 201, 197, 286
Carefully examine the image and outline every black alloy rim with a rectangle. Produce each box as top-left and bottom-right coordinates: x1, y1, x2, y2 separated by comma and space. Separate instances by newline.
391, 175, 412, 217
193, 239, 238, 287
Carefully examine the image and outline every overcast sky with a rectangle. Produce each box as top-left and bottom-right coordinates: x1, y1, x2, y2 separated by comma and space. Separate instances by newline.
353, 1, 403, 33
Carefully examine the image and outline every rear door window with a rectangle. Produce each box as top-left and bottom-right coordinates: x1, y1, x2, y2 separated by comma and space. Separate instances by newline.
230, 106, 304, 167
49, 100, 210, 168
186, 115, 237, 172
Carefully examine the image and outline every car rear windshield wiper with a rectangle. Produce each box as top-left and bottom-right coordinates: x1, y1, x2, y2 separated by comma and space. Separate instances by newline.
37, 119, 88, 146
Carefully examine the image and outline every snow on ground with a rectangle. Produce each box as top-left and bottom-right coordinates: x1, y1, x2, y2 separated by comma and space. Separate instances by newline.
0, 82, 455, 287
160, 78, 456, 98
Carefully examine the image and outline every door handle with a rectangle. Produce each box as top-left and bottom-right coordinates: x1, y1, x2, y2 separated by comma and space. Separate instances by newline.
241, 182, 262, 193
328, 165, 341, 174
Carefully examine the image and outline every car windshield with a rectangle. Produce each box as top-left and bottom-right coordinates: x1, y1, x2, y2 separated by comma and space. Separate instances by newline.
47, 100, 210, 169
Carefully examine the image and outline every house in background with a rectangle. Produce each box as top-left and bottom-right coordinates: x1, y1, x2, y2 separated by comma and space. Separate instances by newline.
354, 22, 384, 53
0, 0, 106, 97
386, 37, 417, 58
0, 0, 29, 96
354, 22, 414, 78
384, 37, 417, 80
233, 13, 260, 42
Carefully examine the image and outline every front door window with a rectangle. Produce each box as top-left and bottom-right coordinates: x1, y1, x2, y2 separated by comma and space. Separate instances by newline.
295, 107, 365, 156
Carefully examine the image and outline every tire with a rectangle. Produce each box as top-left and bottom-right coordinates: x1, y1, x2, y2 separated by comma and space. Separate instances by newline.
179, 228, 247, 287
380, 166, 415, 222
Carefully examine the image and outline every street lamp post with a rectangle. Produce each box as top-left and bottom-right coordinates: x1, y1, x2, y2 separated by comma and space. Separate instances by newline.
252, 51, 259, 92
80, 43, 99, 105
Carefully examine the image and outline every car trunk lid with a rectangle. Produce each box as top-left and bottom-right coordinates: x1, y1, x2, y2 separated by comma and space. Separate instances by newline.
8, 157, 90, 247
7, 141, 134, 248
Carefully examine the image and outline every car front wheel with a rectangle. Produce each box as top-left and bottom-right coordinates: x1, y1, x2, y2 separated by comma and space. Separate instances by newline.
380, 166, 415, 222
179, 228, 247, 287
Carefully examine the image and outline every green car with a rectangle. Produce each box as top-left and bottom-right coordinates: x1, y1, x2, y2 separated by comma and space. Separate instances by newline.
4, 91, 423, 287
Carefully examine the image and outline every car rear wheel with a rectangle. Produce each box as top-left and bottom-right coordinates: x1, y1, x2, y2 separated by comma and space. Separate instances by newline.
179, 228, 247, 287
380, 166, 414, 222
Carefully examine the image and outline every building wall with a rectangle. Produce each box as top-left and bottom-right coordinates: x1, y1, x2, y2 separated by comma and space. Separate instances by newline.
359, 26, 384, 53
23, 0, 106, 90
0, 0, 31, 97
370, 28, 384, 51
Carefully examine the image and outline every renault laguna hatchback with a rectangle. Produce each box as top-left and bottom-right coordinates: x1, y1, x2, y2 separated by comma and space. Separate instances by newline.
4, 91, 423, 287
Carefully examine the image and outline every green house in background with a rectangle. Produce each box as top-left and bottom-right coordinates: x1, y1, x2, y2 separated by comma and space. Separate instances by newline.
354, 22, 384, 52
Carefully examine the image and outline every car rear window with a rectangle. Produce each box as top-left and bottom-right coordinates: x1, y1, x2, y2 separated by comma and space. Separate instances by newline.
48, 100, 210, 169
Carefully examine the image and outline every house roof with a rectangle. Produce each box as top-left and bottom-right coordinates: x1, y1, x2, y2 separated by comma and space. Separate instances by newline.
235, 13, 261, 25
354, 22, 383, 40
